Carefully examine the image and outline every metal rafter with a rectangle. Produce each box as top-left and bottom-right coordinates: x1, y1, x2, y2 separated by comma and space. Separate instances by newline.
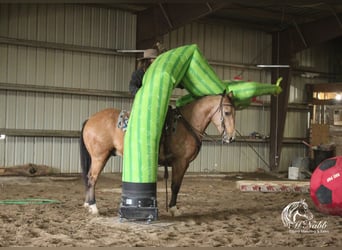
287, 13, 342, 53
136, 1, 232, 48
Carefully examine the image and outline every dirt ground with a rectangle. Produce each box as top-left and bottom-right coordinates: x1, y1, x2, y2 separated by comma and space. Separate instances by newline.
0, 172, 341, 247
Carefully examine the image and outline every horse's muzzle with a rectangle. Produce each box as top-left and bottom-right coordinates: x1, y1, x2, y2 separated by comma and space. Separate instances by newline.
222, 133, 235, 144
228, 136, 235, 143
221, 129, 236, 144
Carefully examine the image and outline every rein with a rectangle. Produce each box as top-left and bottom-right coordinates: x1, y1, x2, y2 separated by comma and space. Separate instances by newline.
218, 94, 231, 143
174, 108, 203, 152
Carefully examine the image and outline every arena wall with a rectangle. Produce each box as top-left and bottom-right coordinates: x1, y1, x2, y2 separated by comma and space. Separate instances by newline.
0, 4, 338, 173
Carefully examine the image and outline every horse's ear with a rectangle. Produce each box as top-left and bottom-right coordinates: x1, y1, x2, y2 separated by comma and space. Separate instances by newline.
228, 91, 234, 99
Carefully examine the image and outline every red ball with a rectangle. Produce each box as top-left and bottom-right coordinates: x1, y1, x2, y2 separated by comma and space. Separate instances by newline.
310, 156, 342, 215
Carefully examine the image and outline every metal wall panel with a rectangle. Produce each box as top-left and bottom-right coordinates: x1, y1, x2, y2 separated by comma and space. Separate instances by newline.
1, 91, 132, 172
0, 4, 136, 173
2, 91, 133, 130
0, 4, 136, 49
280, 145, 307, 171
189, 142, 270, 173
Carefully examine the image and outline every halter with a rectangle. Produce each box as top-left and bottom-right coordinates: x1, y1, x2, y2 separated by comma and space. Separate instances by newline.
175, 91, 234, 146
217, 90, 235, 143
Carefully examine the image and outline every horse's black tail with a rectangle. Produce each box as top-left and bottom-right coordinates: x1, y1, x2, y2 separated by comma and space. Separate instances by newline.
80, 120, 91, 187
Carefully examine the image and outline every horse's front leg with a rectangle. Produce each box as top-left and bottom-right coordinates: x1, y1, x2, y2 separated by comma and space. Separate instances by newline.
169, 161, 188, 217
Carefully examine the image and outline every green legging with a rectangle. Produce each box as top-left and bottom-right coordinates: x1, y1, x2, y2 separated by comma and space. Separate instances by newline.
176, 78, 282, 109
123, 44, 282, 184
123, 44, 225, 183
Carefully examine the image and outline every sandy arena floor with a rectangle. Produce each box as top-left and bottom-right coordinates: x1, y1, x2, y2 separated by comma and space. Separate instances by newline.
0, 172, 341, 247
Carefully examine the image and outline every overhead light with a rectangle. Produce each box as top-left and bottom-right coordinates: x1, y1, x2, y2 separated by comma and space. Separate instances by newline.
256, 64, 290, 68
336, 93, 342, 101
0, 134, 5, 140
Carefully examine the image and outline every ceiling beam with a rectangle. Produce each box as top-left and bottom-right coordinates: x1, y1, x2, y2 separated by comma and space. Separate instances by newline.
285, 13, 342, 53
223, 3, 310, 24
199, 16, 280, 32
136, 1, 232, 48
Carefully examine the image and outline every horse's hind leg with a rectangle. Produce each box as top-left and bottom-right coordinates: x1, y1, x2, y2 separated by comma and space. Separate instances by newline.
84, 158, 107, 215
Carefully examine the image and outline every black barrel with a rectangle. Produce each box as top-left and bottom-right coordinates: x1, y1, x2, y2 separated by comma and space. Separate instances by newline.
119, 182, 158, 221
311, 148, 335, 172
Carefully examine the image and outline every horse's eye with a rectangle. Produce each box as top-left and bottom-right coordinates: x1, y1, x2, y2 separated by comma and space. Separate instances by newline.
225, 111, 231, 116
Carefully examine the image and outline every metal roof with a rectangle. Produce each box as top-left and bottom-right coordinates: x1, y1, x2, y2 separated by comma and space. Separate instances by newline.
3, 1, 342, 47
5, 1, 342, 32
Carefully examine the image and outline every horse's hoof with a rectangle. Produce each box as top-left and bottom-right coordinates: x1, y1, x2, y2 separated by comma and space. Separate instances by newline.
88, 204, 99, 215
169, 206, 181, 217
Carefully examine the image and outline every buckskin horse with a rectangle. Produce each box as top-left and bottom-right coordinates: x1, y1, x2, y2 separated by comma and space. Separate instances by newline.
80, 91, 236, 215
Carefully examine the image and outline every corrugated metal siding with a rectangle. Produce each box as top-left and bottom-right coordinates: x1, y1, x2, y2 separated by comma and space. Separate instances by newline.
1, 47, 134, 92
188, 142, 270, 173
0, 4, 136, 173
1, 4, 135, 49
0, 90, 131, 172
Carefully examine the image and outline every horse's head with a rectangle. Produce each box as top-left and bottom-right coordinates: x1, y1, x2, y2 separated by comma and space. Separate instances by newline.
212, 91, 236, 143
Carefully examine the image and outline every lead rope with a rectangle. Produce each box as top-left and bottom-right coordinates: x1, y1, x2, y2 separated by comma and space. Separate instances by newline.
164, 165, 169, 212
175, 108, 203, 152
235, 129, 270, 169
219, 93, 228, 143
162, 108, 172, 213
